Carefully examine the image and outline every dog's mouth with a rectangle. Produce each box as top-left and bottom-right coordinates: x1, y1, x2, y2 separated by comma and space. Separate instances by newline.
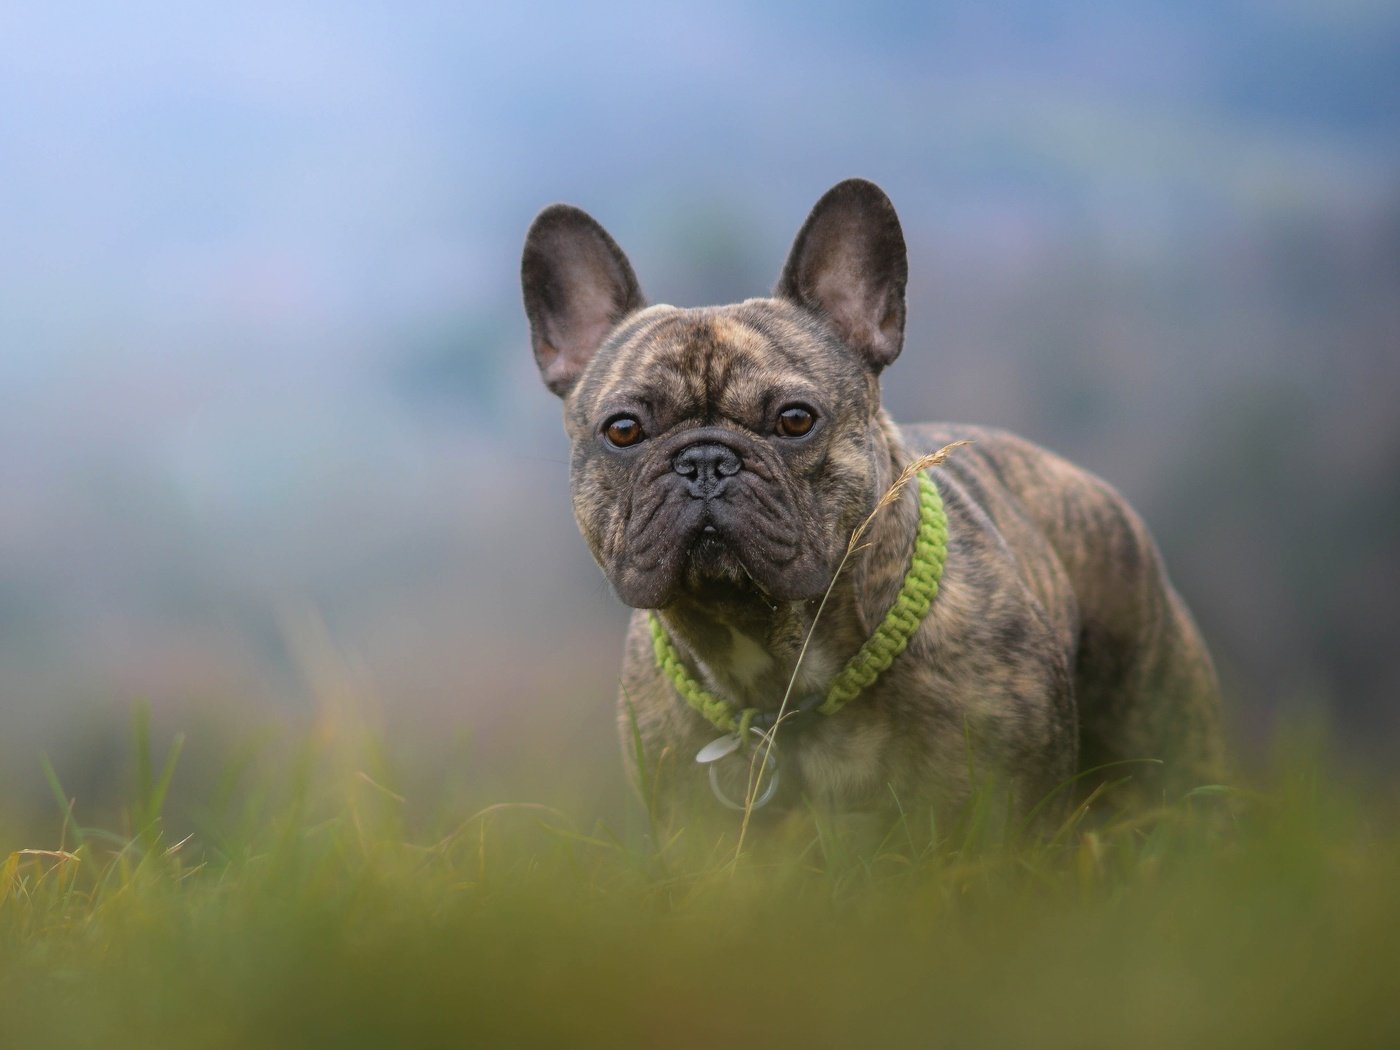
685, 519, 753, 587
609, 499, 829, 608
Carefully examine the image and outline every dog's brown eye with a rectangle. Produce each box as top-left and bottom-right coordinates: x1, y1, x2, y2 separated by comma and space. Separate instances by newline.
604, 416, 645, 448
776, 406, 815, 438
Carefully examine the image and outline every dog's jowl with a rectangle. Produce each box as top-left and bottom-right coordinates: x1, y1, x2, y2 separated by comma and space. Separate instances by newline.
521, 178, 1223, 827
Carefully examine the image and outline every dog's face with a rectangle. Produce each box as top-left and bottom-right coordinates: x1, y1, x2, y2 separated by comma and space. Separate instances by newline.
522, 180, 909, 610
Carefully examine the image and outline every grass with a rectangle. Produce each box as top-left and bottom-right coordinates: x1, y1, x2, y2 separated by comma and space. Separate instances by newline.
3, 707, 1400, 1049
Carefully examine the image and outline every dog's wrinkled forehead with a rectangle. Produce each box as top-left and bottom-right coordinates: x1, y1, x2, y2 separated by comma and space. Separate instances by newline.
568, 299, 871, 429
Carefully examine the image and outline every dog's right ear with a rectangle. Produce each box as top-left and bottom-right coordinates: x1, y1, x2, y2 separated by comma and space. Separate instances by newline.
521, 205, 645, 398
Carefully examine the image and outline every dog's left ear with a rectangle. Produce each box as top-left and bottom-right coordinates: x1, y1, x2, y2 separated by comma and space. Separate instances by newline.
776, 178, 908, 371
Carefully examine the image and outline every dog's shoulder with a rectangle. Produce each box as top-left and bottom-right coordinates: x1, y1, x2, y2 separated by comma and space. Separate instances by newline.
901, 422, 1084, 561
906, 420, 1181, 647
904, 422, 1156, 567
903, 422, 1102, 509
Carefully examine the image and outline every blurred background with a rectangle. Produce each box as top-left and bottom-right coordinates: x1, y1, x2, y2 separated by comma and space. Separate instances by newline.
2, 1, 1397, 828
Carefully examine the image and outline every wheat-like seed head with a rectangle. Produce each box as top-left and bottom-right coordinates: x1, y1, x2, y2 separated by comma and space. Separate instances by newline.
846, 440, 972, 553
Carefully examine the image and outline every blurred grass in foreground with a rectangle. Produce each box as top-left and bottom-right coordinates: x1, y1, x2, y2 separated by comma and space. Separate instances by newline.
3, 707, 1399, 1049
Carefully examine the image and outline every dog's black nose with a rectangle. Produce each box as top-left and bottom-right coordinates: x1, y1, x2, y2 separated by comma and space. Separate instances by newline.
673, 442, 742, 498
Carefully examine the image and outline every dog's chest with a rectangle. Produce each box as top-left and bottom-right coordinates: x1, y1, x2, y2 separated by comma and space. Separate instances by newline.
722, 628, 776, 690
791, 718, 892, 803
704, 631, 897, 803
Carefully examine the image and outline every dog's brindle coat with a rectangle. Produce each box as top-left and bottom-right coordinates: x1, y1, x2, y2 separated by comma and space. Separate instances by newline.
522, 179, 1223, 826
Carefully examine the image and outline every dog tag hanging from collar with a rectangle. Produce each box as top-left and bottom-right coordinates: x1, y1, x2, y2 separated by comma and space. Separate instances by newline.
695, 726, 781, 811
695, 733, 743, 765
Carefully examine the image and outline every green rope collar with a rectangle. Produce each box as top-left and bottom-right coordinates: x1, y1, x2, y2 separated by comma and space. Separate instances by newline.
648, 471, 948, 738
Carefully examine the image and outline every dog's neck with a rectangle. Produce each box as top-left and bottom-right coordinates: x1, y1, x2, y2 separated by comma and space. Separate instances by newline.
654, 416, 919, 713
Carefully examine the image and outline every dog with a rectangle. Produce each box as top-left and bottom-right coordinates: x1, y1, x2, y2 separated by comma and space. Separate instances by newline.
521, 178, 1223, 829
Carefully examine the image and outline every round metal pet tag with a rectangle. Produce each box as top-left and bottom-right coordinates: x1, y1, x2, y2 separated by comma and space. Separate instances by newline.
704, 727, 781, 811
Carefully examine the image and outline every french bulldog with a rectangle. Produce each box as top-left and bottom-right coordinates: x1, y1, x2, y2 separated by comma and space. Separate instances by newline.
521, 178, 1223, 830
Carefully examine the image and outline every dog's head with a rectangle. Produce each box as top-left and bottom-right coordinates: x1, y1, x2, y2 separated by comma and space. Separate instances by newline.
522, 179, 909, 610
